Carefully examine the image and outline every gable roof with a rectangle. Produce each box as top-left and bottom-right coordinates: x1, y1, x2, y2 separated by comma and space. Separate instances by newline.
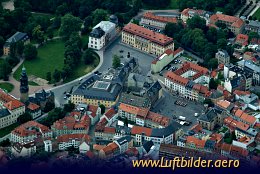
131, 126, 152, 136
123, 23, 173, 46
143, 12, 177, 24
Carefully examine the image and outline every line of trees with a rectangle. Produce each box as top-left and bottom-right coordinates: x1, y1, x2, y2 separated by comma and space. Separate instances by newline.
177, 0, 246, 16
165, 16, 235, 69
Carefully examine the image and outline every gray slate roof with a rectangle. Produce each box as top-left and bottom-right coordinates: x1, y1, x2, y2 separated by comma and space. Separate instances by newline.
151, 121, 181, 138
198, 108, 218, 122
5, 32, 29, 46
0, 109, 11, 118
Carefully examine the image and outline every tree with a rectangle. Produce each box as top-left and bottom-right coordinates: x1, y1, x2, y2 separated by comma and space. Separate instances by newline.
112, 54, 121, 69
18, 112, 32, 124
43, 101, 55, 113
32, 25, 45, 44
24, 44, 37, 60
63, 101, 75, 113
203, 98, 214, 107
207, 58, 218, 69
53, 69, 61, 82
0, 61, 12, 81
83, 49, 95, 65
142, 0, 170, 8
60, 14, 82, 39
0, 36, 4, 55
0, 138, 11, 147
46, 72, 52, 82
187, 15, 206, 31
206, 27, 218, 43
216, 21, 227, 29
248, 31, 259, 42
99, 104, 106, 114
217, 38, 228, 50
209, 78, 218, 90
46, 27, 54, 40
92, 9, 108, 26
16, 41, 24, 57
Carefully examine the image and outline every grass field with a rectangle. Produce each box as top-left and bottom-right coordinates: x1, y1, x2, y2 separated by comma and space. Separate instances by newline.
14, 38, 99, 83
64, 55, 99, 83
28, 81, 39, 86
253, 8, 260, 20
14, 39, 65, 80
0, 82, 14, 92
82, 34, 89, 50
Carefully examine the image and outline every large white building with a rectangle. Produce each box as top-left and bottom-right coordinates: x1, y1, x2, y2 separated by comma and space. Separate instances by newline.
122, 23, 174, 56
88, 21, 116, 50
164, 62, 210, 102
140, 12, 177, 30
10, 121, 53, 143
0, 89, 25, 129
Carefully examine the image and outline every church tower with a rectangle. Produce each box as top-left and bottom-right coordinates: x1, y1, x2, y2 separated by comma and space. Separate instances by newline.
20, 66, 29, 103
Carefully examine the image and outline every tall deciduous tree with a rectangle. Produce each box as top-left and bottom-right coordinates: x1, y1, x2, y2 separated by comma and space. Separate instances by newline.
112, 54, 121, 69
24, 44, 37, 60
60, 14, 82, 39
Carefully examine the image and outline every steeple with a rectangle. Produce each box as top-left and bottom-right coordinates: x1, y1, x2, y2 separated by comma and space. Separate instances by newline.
20, 65, 29, 102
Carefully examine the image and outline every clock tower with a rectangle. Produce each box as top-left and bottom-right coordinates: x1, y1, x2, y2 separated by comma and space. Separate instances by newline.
20, 66, 29, 103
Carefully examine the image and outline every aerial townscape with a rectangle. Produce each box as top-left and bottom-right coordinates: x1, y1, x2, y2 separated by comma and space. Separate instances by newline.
1, 0, 260, 171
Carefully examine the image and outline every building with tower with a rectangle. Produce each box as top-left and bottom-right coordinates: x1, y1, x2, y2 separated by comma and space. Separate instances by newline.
20, 66, 29, 103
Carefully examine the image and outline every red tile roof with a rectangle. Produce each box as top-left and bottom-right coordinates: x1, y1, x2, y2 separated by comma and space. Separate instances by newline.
216, 100, 231, 109
233, 109, 256, 125
123, 23, 173, 46
88, 105, 98, 118
103, 127, 116, 134
4, 100, 25, 110
211, 71, 217, 78
57, 134, 91, 143
27, 102, 40, 111
143, 12, 177, 24
165, 71, 189, 86
181, 8, 205, 17
186, 136, 206, 148
104, 108, 116, 119
235, 34, 249, 46
119, 103, 140, 115
233, 90, 250, 96
101, 142, 119, 155
174, 62, 209, 76
131, 126, 152, 136
210, 14, 244, 28
221, 143, 231, 152
52, 115, 90, 131
12, 121, 51, 137
146, 111, 170, 127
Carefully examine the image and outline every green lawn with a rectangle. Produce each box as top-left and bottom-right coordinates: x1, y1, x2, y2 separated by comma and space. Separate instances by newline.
253, 8, 260, 20
81, 34, 89, 50
0, 123, 19, 138
64, 55, 99, 83
14, 39, 65, 81
14, 39, 99, 83
28, 81, 39, 86
0, 82, 14, 92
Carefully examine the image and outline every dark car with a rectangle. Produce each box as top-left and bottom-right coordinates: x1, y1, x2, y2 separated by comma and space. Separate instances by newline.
94, 71, 99, 74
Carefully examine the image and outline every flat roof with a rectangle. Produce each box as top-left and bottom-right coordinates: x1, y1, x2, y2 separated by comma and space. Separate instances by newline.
158, 53, 167, 61
92, 81, 111, 90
